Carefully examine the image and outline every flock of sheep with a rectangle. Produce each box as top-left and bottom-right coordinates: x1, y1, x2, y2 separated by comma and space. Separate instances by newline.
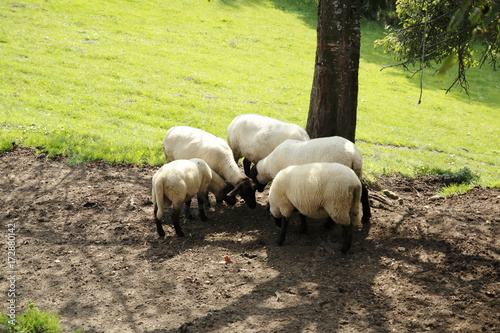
152, 114, 371, 253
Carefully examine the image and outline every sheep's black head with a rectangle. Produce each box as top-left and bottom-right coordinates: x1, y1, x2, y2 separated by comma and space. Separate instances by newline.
228, 178, 257, 209
249, 165, 267, 192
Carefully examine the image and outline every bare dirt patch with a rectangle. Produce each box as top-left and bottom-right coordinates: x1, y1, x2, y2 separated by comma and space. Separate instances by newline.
1, 147, 499, 332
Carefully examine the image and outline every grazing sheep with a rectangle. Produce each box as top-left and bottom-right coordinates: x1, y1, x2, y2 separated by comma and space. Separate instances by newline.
227, 113, 310, 178
152, 158, 214, 238
182, 169, 237, 219
250, 136, 371, 222
268, 163, 362, 253
163, 126, 258, 209
206, 169, 237, 206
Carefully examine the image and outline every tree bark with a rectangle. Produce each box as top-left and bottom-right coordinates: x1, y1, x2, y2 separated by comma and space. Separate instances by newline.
306, 0, 361, 142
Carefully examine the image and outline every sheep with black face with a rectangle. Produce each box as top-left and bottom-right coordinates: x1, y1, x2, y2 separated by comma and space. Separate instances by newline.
163, 126, 258, 209
152, 158, 216, 238
227, 113, 309, 179
268, 162, 363, 253
250, 136, 371, 222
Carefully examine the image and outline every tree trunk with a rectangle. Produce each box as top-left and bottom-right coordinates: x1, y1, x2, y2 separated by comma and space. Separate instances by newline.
306, 0, 361, 142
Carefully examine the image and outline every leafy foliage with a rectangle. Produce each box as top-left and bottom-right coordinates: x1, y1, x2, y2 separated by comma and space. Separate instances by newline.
416, 166, 480, 184
361, 0, 398, 22
376, 0, 499, 92
445, 166, 481, 184
0, 301, 83, 333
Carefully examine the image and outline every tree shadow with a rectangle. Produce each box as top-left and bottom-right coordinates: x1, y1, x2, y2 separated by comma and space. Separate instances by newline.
219, 0, 317, 29
3, 149, 498, 332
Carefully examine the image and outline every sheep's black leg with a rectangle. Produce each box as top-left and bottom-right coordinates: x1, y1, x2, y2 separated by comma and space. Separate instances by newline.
204, 191, 213, 208
276, 217, 289, 246
271, 204, 281, 227
197, 194, 208, 221
171, 208, 185, 237
299, 214, 308, 234
361, 182, 371, 224
183, 200, 192, 219
274, 217, 282, 228
340, 224, 353, 254
323, 217, 334, 229
243, 158, 252, 177
154, 204, 165, 238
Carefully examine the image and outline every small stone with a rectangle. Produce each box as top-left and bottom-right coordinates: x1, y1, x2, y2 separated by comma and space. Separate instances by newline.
383, 189, 399, 200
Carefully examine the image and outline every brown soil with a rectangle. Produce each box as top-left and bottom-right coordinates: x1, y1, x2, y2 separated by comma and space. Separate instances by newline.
1, 147, 499, 333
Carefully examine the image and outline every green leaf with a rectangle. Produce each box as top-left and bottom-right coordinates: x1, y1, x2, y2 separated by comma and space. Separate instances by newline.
468, 7, 482, 25
436, 54, 457, 83
448, 0, 472, 31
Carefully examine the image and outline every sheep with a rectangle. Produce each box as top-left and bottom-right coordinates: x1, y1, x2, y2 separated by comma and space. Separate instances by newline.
182, 168, 237, 220
268, 162, 362, 253
152, 158, 215, 238
163, 126, 258, 209
249, 136, 371, 222
205, 169, 237, 206
226, 113, 310, 178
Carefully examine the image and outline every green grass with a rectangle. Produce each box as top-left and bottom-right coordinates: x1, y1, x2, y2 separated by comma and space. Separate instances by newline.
1, 0, 498, 190
1, 301, 83, 333
358, 21, 499, 188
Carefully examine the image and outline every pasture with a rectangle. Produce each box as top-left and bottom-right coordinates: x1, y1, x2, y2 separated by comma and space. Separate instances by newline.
0, 0, 498, 191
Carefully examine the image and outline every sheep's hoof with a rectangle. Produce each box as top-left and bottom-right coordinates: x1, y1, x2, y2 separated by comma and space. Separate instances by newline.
157, 228, 166, 238
324, 218, 335, 229
339, 244, 351, 254
275, 237, 285, 246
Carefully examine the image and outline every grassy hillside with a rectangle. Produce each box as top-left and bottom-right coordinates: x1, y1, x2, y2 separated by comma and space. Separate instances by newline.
1, 0, 498, 191
358, 21, 499, 190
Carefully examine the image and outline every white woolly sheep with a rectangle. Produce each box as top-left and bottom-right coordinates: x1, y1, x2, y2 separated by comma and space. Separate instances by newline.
152, 158, 214, 238
268, 162, 362, 253
250, 136, 371, 222
163, 126, 258, 209
227, 114, 310, 177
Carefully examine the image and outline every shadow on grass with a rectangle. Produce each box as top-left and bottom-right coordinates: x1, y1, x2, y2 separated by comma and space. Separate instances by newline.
219, 0, 317, 29
360, 20, 500, 109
